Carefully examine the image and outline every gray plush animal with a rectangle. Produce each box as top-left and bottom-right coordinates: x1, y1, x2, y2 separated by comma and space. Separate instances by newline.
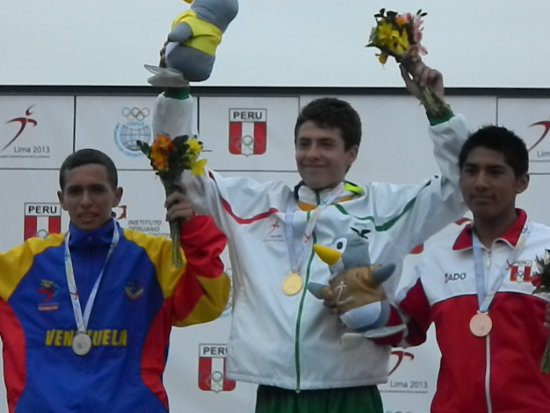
146, 0, 239, 86
309, 233, 405, 338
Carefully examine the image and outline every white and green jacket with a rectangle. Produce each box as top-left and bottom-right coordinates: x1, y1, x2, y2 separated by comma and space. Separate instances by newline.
180, 115, 468, 391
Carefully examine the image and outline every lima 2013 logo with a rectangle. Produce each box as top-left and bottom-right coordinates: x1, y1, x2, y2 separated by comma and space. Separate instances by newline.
2, 105, 38, 152
114, 106, 152, 157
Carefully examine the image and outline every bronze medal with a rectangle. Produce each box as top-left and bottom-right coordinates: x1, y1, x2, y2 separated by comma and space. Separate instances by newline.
469, 312, 492, 337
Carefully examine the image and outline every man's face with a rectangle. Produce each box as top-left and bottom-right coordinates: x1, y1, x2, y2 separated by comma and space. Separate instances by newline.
459, 147, 528, 222
295, 121, 358, 190
57, 163, 122, 231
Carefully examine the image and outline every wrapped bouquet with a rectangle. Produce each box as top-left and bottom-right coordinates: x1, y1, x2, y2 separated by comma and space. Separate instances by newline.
366, 9, 449, 118
137, 134, 206, 267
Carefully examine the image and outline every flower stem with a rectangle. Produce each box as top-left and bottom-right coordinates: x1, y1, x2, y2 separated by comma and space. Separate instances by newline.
400, 57, 450, 119
163, 180, 184, 268
168, 219, 184, 268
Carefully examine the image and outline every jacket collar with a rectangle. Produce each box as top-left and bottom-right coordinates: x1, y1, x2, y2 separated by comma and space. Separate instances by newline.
293, 181, 363, 211
453, 209, 527, 251
68, 219, 117, 248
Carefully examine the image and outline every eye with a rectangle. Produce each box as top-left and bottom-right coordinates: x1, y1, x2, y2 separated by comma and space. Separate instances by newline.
461, 166, 477, 176
88, 184, 109, 195
66, 187, 83, 196
334, 237, 347, 253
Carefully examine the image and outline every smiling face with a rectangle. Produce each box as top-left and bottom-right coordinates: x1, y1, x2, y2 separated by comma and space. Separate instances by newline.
459, 146, 528, 224
295, 121, 358, 190
57, 163, 123, 232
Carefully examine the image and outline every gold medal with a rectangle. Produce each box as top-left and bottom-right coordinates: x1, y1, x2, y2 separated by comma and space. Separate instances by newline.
282, 272, 303, 296
469, 312, 492, 337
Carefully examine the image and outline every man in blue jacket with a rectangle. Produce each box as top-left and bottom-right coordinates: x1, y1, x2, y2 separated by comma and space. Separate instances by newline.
0, 148, 230, 413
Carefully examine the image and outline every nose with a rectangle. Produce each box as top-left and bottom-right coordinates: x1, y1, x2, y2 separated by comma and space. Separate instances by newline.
473, 171, 489, 189
80, 189, 93, 205
304, 143, 321, 159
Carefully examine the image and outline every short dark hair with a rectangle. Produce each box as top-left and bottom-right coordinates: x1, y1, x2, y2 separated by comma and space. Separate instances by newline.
59, 148, 118, 190
294, 98, 362, 150
459, 125, 529, 177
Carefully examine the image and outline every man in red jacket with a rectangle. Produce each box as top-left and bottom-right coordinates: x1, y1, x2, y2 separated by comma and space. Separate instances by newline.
330, 126, 550, 412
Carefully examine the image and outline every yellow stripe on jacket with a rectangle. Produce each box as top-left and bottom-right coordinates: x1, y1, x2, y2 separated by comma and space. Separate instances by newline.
0, 234, 65, 301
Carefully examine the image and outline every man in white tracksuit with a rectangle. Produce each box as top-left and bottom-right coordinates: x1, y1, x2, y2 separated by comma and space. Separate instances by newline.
154, 60, 468, 412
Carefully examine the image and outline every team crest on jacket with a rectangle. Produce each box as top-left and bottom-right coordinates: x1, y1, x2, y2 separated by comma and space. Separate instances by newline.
24, 202, 61, 240
124, 281, 144, 301
263, 216, 284, 242
228, 108, 267, 156
37, 280, 60, 312
198, 343, 235, 392
509, 260, 533, 283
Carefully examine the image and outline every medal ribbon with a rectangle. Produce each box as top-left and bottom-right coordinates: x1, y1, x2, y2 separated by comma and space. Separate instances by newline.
284, 185, 345, 274
64, 220, 120, 335
472, 221, 529, 313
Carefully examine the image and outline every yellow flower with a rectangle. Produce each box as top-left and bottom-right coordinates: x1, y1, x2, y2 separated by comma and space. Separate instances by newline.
387, 29, 409, 56
395, 29, 410, 54
376, 23, 394, 48
191, 158, 207, 176
187, 138, 202, 154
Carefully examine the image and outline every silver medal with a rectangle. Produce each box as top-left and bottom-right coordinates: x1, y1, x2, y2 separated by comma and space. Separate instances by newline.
72, 332, 92, 356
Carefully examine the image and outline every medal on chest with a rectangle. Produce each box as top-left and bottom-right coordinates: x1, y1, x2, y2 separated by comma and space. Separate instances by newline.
469, 311, 492, 337
282, 272, 303, 296
72, 332, 93, 356
469, 226, 528, 338
64, 223, 119, 356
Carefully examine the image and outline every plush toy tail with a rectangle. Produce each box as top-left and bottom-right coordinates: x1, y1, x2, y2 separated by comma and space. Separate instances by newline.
372, 263, 396, 284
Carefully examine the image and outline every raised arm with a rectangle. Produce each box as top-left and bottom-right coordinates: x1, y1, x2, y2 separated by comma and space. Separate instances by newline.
165, 191, 230, 326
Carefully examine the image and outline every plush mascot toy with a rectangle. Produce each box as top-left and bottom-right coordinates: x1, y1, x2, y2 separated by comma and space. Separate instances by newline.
308, 234, 405, 338
148, 0, 238, 140
145, 0, 239, 86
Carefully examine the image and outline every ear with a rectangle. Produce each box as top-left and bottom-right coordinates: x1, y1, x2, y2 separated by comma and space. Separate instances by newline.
113, 187, 123, 207
515, 174, 529, 194
57, 190, 68, 211
346, 145, 359, 166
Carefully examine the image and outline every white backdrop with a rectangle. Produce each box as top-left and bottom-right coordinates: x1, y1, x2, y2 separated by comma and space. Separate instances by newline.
1, 90, 550, 413
1, 0, 549, 88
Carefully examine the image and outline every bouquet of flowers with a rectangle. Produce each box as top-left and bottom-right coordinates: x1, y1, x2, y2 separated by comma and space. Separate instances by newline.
137, 134, 206, 267
532, 249, 550, 373
366, 9, 448, 118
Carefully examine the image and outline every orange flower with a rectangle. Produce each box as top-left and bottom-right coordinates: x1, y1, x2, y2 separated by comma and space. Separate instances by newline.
151, 146, 169, 171
395, 15, 405, 28
152, 134, 174, 151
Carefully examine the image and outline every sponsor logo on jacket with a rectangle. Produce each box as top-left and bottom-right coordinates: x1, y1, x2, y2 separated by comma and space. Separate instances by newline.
444, 272, 467, 283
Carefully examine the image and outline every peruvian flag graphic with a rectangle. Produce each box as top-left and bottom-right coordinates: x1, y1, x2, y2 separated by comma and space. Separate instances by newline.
509, 262, 533, 282
198, 344, 236, 392
24, 203, 61, 240
228, 108, 267, 156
